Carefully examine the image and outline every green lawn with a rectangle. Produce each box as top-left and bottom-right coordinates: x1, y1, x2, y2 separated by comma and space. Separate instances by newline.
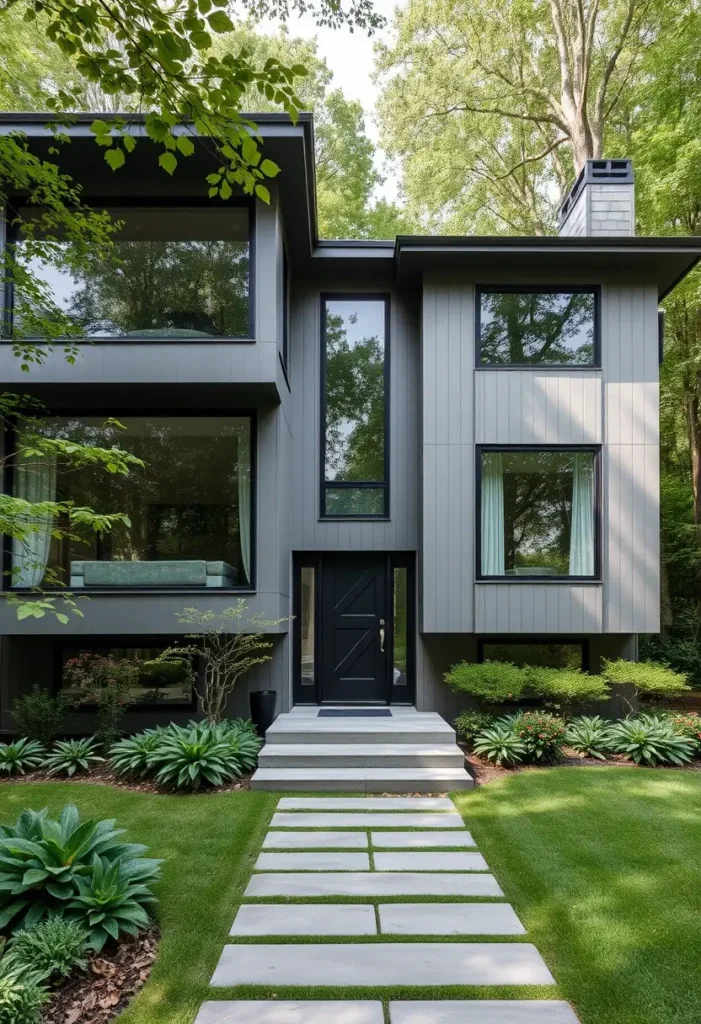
2, 770, 700, 1024
454, 767, 701, 1024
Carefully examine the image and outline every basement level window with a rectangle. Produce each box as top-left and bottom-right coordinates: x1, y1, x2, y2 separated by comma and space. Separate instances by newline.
477, 287, 599, 366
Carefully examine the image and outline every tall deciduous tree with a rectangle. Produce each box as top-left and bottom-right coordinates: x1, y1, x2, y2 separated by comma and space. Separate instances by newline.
376, 0, 656, 232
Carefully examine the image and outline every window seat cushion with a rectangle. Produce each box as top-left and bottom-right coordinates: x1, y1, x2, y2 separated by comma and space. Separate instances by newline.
70, 560, 238, 587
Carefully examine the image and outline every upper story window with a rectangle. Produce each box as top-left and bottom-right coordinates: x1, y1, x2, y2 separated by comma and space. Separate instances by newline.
321, 295, 389, 518
9, 415, 253, 590
477, 287, 599, 366
478, 446, 599, 580
11, 203, 251, 340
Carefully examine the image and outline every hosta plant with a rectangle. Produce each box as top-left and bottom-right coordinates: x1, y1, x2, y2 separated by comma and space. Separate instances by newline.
473, 724, 526, 766
609, 716, 696, 766
566, 716, 616, 760
147, 720, 260, 790
67, 854, 158, 952
109, 729, 165, 778
0, 739, 45, 776
43, 737, 104, 777
6, 917, 88, 980
510, 711, 566, 764
0, 804, 162, 940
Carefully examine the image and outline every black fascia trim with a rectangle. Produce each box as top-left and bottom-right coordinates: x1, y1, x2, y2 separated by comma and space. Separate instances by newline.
3, 407, 258, 594
53, 634, 200, 711
475, 284, 601, 369
475, 443, 603, 583
319, 293, 391, 520
4, 196, 256, 343
477, 635, 590, 673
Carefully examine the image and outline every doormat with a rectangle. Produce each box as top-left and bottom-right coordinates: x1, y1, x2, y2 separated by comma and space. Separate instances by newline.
318, 709, 392, 717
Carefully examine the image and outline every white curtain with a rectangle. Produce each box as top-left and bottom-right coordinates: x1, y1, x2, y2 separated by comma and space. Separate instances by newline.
237, 427, 251, 585
481, 453, 505, 575
569, 453, 595, 575
11, 453, 57, 587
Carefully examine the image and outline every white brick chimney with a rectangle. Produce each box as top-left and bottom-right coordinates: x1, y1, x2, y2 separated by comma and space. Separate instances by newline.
558, 159, 635, 237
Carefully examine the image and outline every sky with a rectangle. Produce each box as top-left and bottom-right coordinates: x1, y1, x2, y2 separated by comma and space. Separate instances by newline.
256, 0, 403, 199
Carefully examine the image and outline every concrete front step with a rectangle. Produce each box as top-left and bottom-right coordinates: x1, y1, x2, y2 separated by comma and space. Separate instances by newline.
259, 743, 466, 768
251, 766, 474, 792
264, 712, 457, 746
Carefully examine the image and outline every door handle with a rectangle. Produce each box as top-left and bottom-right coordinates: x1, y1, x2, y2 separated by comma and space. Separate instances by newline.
379, 618, 385, 653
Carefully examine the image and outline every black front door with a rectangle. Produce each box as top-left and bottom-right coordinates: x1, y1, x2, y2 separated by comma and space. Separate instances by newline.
320, 558, 388, 703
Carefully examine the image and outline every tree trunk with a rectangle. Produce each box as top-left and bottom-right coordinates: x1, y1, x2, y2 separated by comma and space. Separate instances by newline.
686, 388, 701, 619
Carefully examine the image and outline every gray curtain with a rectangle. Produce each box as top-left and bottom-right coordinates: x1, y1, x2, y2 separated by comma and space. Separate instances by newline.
238, 428, 251, 585
568, 453, 595, 575
481, 453, 505, 575
11, 453, 57, 586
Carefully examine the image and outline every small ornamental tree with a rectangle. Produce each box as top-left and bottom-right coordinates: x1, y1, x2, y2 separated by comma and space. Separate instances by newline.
601, 659, 691, 715
444, 661, 525, 706
528, 667, 610, 719
156, 601, 289, 724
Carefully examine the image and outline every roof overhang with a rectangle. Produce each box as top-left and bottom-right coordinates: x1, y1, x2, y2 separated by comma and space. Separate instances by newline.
395, 235, 701, 298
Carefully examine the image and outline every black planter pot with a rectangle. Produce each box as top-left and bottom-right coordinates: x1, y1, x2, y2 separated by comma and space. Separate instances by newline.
250, 689, 277, 738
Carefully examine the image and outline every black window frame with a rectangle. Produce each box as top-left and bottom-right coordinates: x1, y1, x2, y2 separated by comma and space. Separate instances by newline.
54, 635, 201, 711
475, 285, 601, 369
3, 196, 256, 343
475, 443, 603, 583
2, 407, 257, 594
319, 292, 391, 520
477, 636, 590, 672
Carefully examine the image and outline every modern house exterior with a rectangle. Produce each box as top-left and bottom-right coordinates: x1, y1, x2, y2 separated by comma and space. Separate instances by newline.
1, 114, 701, 788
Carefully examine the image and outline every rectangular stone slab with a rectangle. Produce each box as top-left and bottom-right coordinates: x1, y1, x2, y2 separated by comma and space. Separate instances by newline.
231, 904, 377, 936
254, 852, 370, 872
211, 943, 555, 987
245, 872, 504, 898
277, 797, 456, 811
372, 832, 475, 848
389, 1002, 580, 1023
271, 812, 465, 829
373, 852, 488, 872
194, 1001, 384, 1024
379, 903, 526, 936
263, 831, 369, 849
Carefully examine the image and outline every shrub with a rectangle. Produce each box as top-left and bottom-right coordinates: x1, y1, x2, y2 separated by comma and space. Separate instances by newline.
10, 687, 72, 747
0, 805, 162, 942
444, 661, 525, 704
109, 729, 165, 777
0, 739, 45, 776
565, 715, 616, 760
608, 715, 696, 766
67, 854, 158, 952
510, 711, 567, 764
601, 659, 690, 713
473, 723, 526, 766
147, 720, 261, 790
44, 737, 104, 777
454, 710, 493, 745
665, 711, 701, 751
63, 653, 140, 749
6, 917, 88, 980
0, 957, 47, 1024
528, 667, 610, 718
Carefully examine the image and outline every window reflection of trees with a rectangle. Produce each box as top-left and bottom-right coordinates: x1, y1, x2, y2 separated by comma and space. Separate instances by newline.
480, 291, 595, 364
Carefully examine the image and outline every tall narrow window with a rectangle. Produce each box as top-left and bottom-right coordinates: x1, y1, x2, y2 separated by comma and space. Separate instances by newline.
393, 567, 408, 687
300, 566, 315, 688
321, 296, 389, 517
478, 447, 599, 579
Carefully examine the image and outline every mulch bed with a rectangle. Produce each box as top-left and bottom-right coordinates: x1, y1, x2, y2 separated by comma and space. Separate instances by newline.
461, 744, 701, 784
43, 930, 158, 1024
0, 765, 253, 794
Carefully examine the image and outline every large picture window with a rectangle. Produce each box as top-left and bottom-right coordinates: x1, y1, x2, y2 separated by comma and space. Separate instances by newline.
9, 415, 253, 589
477, 287, 598, 366
60, 642, 197, 708
11, 204, 251, 339
478, 640, 587, 670
321, 295, 389, 517
478, 447, 599, 580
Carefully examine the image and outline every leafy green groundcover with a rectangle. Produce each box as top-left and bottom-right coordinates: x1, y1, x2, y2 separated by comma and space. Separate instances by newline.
455, 768, 701, 1024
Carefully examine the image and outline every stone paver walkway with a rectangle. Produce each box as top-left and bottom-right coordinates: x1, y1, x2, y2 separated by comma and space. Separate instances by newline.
195, 795, 579, 1024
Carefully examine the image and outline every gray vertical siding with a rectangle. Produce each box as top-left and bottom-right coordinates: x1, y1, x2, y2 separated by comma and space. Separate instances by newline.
474, 585, 603, 633
475, 370, 602, 444
288, 280, 420, 552
421, 277, 475, 632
